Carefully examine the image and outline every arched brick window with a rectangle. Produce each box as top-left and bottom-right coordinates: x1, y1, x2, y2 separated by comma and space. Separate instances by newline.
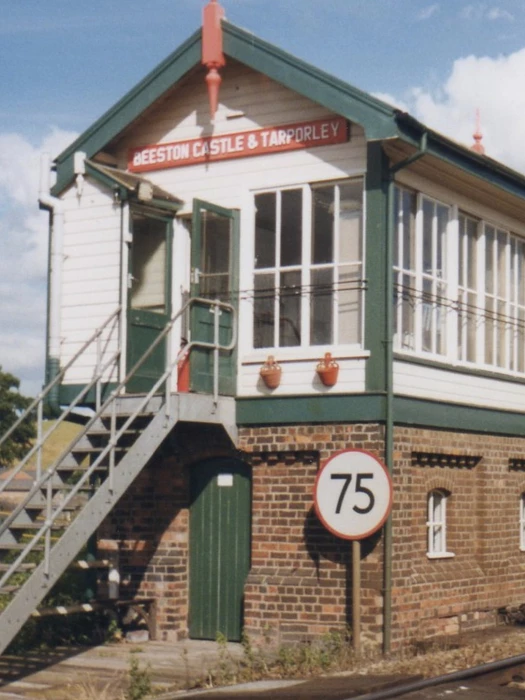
427, 489, 454, 559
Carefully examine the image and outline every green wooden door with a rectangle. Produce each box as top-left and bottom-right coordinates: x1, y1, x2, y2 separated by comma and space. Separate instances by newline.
126, 211, 172, 393
189, 457, 251, 641
190, 200, 239, 395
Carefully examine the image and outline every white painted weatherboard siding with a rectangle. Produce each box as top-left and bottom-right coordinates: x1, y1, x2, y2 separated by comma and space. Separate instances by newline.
60, 180, 121, 386
112, 60, 366, 395
238, 358, 366, 397
114, 61, 366, 213
394, 360, 525, 413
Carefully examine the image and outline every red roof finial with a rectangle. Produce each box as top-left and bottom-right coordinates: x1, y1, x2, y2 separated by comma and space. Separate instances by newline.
202, 0, 226, 122
471, 108, 485, 155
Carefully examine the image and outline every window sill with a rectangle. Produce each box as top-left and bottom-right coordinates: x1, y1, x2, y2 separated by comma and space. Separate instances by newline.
243, 346, 370, 364
426, 551, 455, 560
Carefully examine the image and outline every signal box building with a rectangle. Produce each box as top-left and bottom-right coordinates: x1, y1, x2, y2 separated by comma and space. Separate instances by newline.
11, 2, 525, 652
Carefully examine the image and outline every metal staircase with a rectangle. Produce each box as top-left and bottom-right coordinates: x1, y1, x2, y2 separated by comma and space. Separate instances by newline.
0, 297, 236, 655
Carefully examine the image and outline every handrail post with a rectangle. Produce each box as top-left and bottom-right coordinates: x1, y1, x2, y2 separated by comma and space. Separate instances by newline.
95, 331, 102, 411
36, 401, 43, 482
110, 398, 116, 494
165, 319, 172, 425
213, 300, 220, 404
44, 479, 52, 577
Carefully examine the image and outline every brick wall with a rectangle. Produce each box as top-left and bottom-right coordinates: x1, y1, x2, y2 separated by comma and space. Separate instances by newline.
238, 423, 385, 647
98, 419, 525, 650
391, 426, 525, 648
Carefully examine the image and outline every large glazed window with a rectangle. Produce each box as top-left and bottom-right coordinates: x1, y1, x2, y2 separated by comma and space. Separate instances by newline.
394, 185, 525, 376
393, 189, 449, 356
253, 181, 363, 350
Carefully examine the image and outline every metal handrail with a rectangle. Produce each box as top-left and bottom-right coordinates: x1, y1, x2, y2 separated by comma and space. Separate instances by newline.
0, 308, 120, 454
0, 296, 236, 590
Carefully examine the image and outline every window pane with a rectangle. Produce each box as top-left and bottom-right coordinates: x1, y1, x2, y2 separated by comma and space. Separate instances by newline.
255, 192, 276, 269
338, 266, 361, 344
253, 273, 275, 348
312, 187, 334, 264
467, 218, 478, 288
311, 268, 333, 344
280, 269, 301, 346
200, 210, 231, 300
280, 189, 302, 266
339, 182, 362, 263
497, 230, 507, 298
485, 226, 494, 294
402, 190, 416, 270
422, 198, 434, 273
436, 204, 448, 277
130, 216, 166, 312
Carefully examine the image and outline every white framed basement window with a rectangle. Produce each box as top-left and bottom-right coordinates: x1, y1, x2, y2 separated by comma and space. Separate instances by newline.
252, 180, 364, 351
520, 494, 525, 551
427, 489, 454, 559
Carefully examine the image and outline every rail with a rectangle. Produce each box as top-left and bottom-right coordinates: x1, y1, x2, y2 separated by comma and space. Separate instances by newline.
0, 296, 236, 589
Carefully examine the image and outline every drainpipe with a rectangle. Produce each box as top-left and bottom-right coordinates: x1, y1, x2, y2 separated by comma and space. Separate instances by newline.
383, 131, 427, 654
39, 153, 64, 412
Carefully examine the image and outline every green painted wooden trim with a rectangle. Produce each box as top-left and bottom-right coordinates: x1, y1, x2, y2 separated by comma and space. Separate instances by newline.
394, 395, 525, 436
394, 353, 525, 387
222, 22, 397, 140
58, 382, 118, 407
52, 23, 401, 196
236, 394, 386, 425
396, 114, 525, 204
364, 142, 390, 392
52, 31, 202, 196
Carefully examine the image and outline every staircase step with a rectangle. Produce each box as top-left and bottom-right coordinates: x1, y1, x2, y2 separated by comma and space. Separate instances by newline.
8, 522, 63, 532
0, 563, 35, 573
0, 542, 44, 551
0, 585, 20, 594
73, 559, 111, 570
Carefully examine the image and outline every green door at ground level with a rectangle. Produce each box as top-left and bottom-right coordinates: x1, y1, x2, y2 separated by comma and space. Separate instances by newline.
189, 458, 251, 641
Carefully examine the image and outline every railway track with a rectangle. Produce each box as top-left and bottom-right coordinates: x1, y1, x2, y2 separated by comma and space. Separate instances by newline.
351, 653, 525, 699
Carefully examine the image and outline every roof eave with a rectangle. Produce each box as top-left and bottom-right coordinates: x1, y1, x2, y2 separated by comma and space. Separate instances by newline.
395, 111, 525, 202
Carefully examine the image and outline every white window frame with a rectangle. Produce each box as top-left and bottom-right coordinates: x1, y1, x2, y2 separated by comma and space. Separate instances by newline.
251, 179, 364, 355
394, 184, 525, 378
426, 489, 454, 559
393, 187, 451, 359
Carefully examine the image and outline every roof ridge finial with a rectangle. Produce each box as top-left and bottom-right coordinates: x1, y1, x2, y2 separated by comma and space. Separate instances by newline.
471, 108, 485, 155
202, 0, 226, 123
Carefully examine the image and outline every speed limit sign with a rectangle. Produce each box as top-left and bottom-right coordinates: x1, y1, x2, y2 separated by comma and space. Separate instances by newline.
314, 449, 393, 540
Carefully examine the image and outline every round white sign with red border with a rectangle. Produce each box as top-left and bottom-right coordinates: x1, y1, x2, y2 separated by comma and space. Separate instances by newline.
313, 449, 393, 540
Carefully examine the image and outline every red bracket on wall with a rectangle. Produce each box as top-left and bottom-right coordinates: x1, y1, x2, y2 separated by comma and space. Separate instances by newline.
202, 0, 226, 122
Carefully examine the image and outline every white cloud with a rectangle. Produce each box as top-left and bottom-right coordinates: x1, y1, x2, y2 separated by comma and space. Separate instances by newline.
373, 92, 410, 112
460, 4, 514, 21
487, 7, 514, 21
391, 48, 525, 177
0, 128, 78, 396
417, 4, 439, 21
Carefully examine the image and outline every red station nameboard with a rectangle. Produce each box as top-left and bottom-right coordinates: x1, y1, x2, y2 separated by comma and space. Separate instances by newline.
128, 116, 349, 173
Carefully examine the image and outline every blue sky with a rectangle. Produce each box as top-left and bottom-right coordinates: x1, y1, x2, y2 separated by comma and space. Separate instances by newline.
3, 0, 525, 395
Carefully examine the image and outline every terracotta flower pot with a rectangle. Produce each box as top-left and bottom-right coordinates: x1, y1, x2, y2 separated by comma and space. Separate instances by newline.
316, 352, 339, 387
260, 355, 282, 389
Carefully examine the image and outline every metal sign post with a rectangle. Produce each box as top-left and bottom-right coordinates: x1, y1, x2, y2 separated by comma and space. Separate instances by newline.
313, 449, 393, 654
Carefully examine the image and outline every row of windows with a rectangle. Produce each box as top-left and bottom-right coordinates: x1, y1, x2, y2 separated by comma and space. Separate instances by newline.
394, 186, 525, 372
251, 179, 525, 378
427, 490, 525, 557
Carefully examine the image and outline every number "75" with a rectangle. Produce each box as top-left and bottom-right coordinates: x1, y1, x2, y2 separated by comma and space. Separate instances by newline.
331, 473, 374, 515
